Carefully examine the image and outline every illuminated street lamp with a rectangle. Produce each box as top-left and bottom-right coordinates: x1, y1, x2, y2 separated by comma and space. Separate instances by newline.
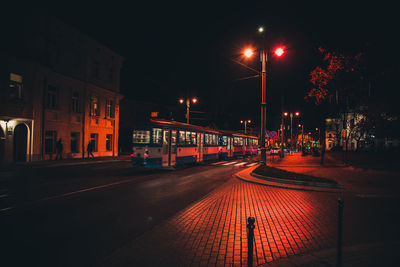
242, 32, 286, 165
284, 111, 300, 151
240, 119, 252, 134
179, 97, 197, 124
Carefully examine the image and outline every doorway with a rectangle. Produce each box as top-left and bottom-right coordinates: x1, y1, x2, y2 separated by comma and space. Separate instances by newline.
14, 123, 28, 162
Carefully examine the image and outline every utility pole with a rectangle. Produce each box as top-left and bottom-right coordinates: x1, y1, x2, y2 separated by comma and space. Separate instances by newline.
260, 49, 267, 165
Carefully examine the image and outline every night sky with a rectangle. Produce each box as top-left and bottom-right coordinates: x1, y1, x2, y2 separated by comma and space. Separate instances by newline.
8, 3, 400, 132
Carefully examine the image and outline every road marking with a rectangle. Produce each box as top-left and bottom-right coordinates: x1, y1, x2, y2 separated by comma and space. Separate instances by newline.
0, 206, 13, 212
356, 194, 400, 199
246, 163, 258, 167
211, 161, 227, 165
234, 162, 247, 167
222, 161, 238, 166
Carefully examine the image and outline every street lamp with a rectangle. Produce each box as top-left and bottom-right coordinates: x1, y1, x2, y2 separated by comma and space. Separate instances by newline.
243, 34, 286, 165
298, 124, 304, 153
179, 97, 197, 124
284, 111, 300, 151
240, 120, 251, 134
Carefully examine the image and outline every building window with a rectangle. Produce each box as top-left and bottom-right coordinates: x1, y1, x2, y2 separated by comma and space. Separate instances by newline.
71, 91, 80, 113
133, 130, 150, 144
90, 96, 100, 117
45, 131, 57, 153
105, 99, 115, 118
9, 73, 23, 100
90, 133, 98, 152
152, 128, 162, 144
106, 134, 113, 151
70, 132, 80, 153
47, 85, 58, 108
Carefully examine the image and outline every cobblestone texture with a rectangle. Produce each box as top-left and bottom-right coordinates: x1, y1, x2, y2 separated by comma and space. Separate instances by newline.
101, 178, 339, 266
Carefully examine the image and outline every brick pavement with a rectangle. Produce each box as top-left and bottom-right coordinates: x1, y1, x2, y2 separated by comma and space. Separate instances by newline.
100, 177, 339, 266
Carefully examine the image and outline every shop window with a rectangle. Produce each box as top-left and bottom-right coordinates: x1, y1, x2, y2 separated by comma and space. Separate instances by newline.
45, 131, 57, 153
90, 133, 98, 152
9, 73, 23, 100
106, 134, 113, 151
70, 132, 80, 153
133, 130, 150, 144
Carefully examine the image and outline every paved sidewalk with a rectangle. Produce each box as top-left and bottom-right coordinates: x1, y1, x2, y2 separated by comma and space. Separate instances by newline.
99, 177, 338, 266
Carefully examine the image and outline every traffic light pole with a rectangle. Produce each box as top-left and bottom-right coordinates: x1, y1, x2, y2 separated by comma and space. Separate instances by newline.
260, 49, 267, 165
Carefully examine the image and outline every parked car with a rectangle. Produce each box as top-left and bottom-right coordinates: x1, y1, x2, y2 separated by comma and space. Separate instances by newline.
270, 147, 280, 155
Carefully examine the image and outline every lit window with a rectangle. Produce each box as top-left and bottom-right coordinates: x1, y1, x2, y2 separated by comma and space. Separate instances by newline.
91, 96, 100, 116
105, 99, 115, 118
133, 130, 150, 144
191, 132, 197, 145
179, 131, 186, 144
186, 131, 191, 145
152, 128, 162, 144
9, 73, 23, 100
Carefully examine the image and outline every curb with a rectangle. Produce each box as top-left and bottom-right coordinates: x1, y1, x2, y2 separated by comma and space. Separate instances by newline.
235, 166, 344, 193
250, 172, 344, 189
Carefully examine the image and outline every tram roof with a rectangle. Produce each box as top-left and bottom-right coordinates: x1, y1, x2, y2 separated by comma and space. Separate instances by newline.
149, 119, 220, 134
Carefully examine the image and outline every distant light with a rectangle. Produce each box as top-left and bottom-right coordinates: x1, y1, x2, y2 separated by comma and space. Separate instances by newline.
248, 120, 251, 123
192, 98, 197, 103
298, 124, 302, 127
258, 26, 264, 33
275, 47, 285, 57
295, 112, 300, 116
240, 120, 243, 123
244, 48, 254, 58
284, 112, 288, 116
179, 99, 184, 104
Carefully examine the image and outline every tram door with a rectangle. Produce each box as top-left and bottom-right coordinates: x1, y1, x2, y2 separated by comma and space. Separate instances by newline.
197, 133, 203, 162
228, 137, 233, 158
170, 130, 177, 166
162, 129, 177, 167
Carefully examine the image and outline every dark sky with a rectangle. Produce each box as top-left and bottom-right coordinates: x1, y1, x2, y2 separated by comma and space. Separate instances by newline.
13, 3, 400, 131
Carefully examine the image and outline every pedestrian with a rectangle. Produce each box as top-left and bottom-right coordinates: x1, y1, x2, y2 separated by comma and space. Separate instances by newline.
55, 138, 63, 160
87, 140, 95, 159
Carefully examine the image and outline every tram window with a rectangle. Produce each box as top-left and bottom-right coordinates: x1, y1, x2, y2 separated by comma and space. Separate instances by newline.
205, 134, 209, 145
152, 128, 162, 144
133, 130, 150, 144
179, 131, 186, 144
222, 136, 228, 146
186, 131, 191, 144
212, 134, 217, 145
191, 132, 197, 144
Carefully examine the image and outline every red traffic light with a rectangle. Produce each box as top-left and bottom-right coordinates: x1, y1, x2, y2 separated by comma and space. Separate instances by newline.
274, 47, 285, 57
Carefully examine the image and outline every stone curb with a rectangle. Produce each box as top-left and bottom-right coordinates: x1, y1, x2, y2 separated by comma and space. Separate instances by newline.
250, 172, 344, 189
235, 166, 344, 193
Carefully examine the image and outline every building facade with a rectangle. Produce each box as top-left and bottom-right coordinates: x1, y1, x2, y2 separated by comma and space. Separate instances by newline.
0, 15, 123, 165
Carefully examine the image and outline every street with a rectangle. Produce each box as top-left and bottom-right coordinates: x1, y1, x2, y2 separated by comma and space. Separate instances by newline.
1, 155, 400, 266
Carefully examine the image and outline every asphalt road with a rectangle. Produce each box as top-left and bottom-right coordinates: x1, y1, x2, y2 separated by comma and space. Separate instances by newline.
0, 160, 254, 267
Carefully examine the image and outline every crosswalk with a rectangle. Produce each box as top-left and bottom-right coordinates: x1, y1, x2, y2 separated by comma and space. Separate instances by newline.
210, 160, 259, 168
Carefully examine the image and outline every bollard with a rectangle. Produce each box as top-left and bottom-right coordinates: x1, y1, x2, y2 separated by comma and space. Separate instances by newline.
247, 217, 255, 267
337, 199, 344, 267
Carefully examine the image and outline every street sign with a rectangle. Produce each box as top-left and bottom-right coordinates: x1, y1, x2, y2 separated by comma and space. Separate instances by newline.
269, 131, 277, 139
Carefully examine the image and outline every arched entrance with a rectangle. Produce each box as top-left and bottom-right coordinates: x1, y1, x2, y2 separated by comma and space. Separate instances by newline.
0, 127, 5, 164
14, 123, 28, 162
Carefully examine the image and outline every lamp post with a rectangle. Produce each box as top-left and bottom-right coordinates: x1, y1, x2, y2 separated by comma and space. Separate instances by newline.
243, 36, 285, 165
284, 111, 300, 151
240, 120, 251, 134
299, 124, 304, 153
179, 97, 197, 124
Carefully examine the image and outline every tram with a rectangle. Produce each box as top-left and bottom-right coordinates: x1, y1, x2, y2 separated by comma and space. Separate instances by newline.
131, 119, 259, 168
